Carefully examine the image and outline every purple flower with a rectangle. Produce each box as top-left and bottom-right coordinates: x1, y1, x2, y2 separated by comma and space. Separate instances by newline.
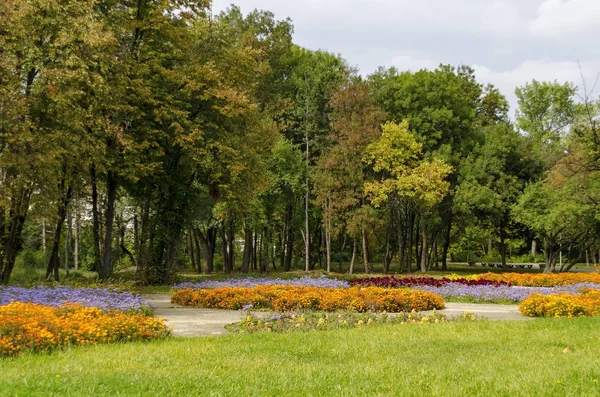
0, 286, 150, 312
242, 304, 254, 311
412, 283, 600, 302
173, 275, 350, 290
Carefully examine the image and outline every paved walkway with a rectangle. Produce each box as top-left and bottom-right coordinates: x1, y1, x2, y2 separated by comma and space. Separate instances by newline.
143, 294, 531, 337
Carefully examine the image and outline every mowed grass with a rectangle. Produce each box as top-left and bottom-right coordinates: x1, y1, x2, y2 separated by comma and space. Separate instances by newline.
2, 318, 600, 396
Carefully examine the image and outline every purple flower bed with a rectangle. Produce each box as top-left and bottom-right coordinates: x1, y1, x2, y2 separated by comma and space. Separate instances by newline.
0, 286, 149, 312
412, 283, 600, 303
173, 275, 350, 290
348, 276, 509, 288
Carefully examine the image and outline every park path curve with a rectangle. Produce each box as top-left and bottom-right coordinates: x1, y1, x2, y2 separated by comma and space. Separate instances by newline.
143, 294, 531, 338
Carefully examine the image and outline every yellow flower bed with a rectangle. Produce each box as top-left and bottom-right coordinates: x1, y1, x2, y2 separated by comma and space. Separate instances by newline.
519, 290, 600, 317
475, 272, 600, 286
172, 285, 445, 312
0, 302, 170, 356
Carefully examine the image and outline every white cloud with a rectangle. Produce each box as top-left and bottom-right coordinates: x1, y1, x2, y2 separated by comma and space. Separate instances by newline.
211, 1, 600, 115
386, 55, 438, 72
530, 0, 600, 39
474, 59, 600, 116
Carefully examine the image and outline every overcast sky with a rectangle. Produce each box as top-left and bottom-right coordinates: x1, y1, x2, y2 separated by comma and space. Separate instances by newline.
211, 0, 600, 114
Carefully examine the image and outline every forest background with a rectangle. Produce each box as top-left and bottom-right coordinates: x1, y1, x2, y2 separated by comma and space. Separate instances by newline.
1, 0, 599, 285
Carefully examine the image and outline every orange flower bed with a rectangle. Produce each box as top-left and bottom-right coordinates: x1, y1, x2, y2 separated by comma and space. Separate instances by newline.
475, 272, 600, 287
0, 302, 170, 356
172, 285, 445, 312
519, 290, 600, 317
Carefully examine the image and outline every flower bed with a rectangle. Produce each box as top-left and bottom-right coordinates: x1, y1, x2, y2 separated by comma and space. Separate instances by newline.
475, 272, 600, 287
348, 276, 509, 288
173, 275, 349, 290
0, 302, 170, 356
172, 285, 444, 312
519, 290, 600, 317
0, 286, 149, 313
411, 283, 600, 303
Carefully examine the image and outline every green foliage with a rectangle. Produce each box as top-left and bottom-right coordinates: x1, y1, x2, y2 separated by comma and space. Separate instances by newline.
515, 80, 577, 167
15, 249, 47, 270
226, 310, 451, 333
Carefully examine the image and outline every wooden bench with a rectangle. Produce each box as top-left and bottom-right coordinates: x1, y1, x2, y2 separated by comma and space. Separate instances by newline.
479, 262, 534, 269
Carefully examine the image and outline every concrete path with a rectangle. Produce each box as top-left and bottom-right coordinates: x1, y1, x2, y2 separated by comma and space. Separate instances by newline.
143, 294, 530, 337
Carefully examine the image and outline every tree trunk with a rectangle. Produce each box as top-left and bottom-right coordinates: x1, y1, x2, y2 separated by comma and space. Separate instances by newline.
242, 226, 252, 273
429, 236, 438, 270
137, 198, 151, 277
361, 227, 369, 274
90, 164, 102, 273
531, 239, 537, 259
407, 210, 414, 273
101, 171, 117, 282
338, 233, 346, 273
261, 227, 270, 273
397, 209, 406, 271
65, 208, 71, 275
191, 229, 202, 273
284, 203, 294, 272
384, 209, 393, 273
227, 220, 235, 272
253, 231, 258, 271
74, 206, 80, 271
0, 185, 34, 284
420, 222, 428, 273
42, 219, 46, 253
133, 213, 139, 271
187, 232, 196, 271
325, 206, 331, 273
500, 225, 507, 271
197, 226, 216, 274
349, 237, 356, 275
46, 179, 73, 282
221, 220, 235, 274
441, 212, 453, 271
543, 238, 558, 273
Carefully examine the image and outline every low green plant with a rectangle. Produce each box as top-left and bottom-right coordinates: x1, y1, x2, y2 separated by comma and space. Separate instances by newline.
226, 310, 455, 333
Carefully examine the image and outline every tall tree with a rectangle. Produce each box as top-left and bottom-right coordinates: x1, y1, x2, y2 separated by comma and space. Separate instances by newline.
313, 78, 386, 272
363, 121, 452, 272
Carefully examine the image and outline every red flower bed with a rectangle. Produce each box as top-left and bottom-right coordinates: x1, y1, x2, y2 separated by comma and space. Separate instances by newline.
348, 276, 509, 288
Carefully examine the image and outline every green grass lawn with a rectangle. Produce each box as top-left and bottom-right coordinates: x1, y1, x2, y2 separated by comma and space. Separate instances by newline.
2, 318, 600, 396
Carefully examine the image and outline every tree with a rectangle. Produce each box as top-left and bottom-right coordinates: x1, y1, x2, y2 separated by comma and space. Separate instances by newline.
455, 122, 539, 268
363, 121, 452, 272
313, 77, 386, 273
368, 65, 482, 270
515, 80, 577, 168
0, 0, 110, 283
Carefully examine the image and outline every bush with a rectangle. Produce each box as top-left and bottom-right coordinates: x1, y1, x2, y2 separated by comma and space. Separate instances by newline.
226, 310, 454, 333
172, 285, 445, 313
15, 248, 47, 269
519, 290, 600, 317
0, 302, 170, 356
476, 272, 600, 286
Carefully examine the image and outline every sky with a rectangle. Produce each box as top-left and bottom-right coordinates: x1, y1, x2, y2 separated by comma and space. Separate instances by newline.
211, 0, 600, 115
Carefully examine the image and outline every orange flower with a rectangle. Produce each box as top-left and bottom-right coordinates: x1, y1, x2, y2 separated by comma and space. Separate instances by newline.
0, 302, 170, 356
172, 286, 444, 312
476, 272, 600, 287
